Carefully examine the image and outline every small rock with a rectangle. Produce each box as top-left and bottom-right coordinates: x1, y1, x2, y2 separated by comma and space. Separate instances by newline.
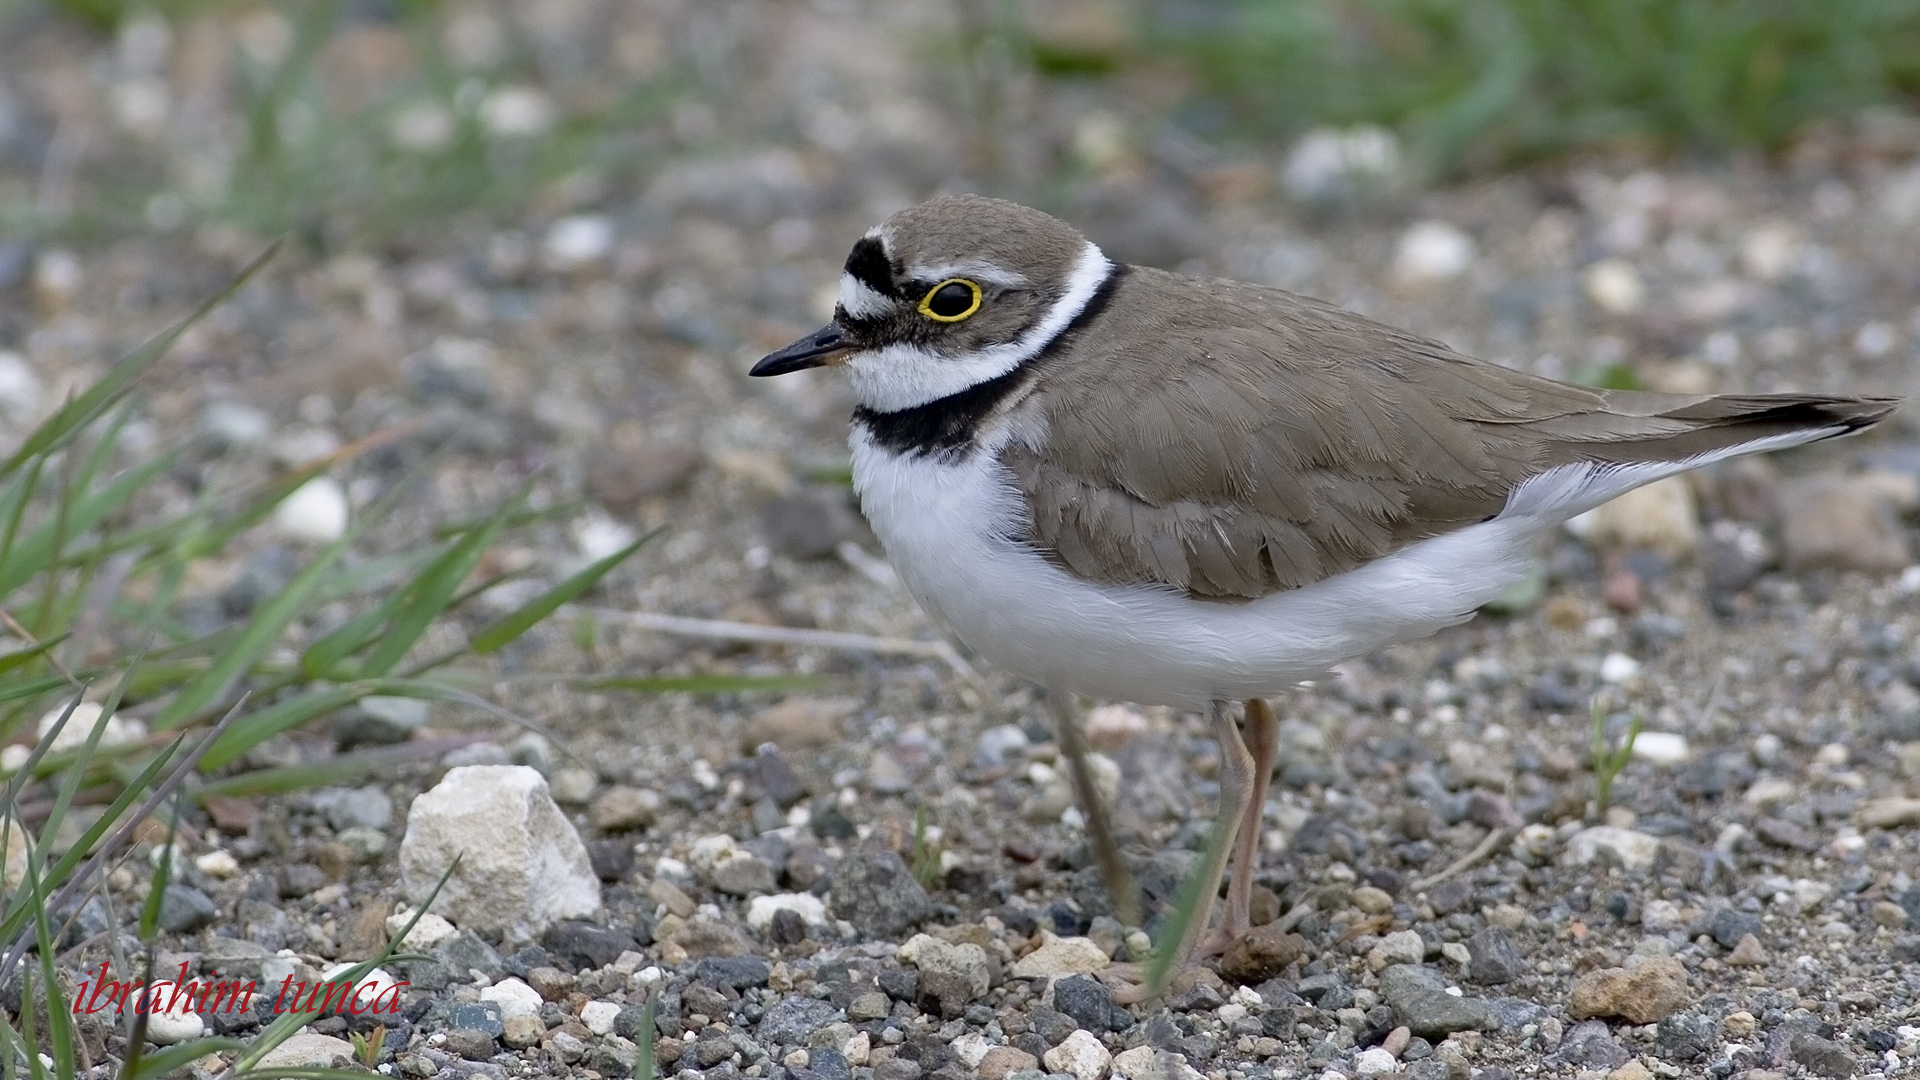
141, 986, 207, 1045
977, 1045, 1042, 1080
898, 933, 991, 1002
745, 698, 854, 752
1630, 731, 1689, 765
589, 786, 660, 831
1780, 479, 1910, 573
334, 695, 429, 748
829, 846, 931, 939
1051, 974, 1118, 1032
1012, 934, 1110, 979
157, 884, 218, 933
1354, 1046, 1399, 1076
747, 892, 827, 930
1569, 956, 1689, 1024
1790, 1033, 1858, 1078
1466, 927, 1525, 985
1111, 1045, 1204, 1080
272, 476, 349, 543
707, 849, 778, 896
1564, 826, 1661, 872
1578, 477, 1697, 555
1351, 886, 1393, 915
759, 997, 841, 1045
1725, 933, 1767, 966
973, 724, 1030, 768
502, 1012, 543, 1048
847, 990, 889, 1021
543, 920, 641, 970
762, 488, 861, 560
549, 767, 597, 805
442, 1027, 497, 1061
1584, 258, 1644, 314
1282, 125, 1402, 205
1378, 964, 1491, 1039
1754, 816, 1820, 852
1043, 1028, 1113, 1080
399, 765, 600, 941
755, 742, 809, 807
1706, 908, 1762, 949
1219, 924, 1307, 984
1870, 900, 1910, 928
257, 1033, 355, 1068
545, 214, 615, 268
1393, 221, 1475, 284
1859, 797, 1920, 829
1609, 1063, 1653, 1080
1367, 929, 1427, 970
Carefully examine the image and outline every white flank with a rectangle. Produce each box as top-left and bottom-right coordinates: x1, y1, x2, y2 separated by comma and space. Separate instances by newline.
852, 422, 1850, 709
843, 241, 1111, 412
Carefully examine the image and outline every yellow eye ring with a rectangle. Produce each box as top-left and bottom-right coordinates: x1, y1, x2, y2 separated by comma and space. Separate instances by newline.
918, 279, 983, 322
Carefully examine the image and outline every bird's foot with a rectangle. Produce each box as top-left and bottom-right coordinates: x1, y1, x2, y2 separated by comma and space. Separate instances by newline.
1098, 957, 1230, 1005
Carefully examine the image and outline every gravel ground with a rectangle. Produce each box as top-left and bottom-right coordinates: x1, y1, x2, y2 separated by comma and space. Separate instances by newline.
7, 3, 1920, 1079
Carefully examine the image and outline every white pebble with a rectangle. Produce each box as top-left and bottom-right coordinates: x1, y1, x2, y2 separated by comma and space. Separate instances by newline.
0, 351, 42, 418
201, 400, 271, 445
746, 892, 827, 930
273, 476, 349, 542
580, 1000, 620, 1035
1630, 731, 1690, 765
545, 215, 615, 268
1354, 1047, 1399, 1076
1584, 259, 1644, 314
139, 984, 206, 1044
38, 702, 146, 752
1393, 221, 1475, 283
479, 86, 553, 137
480, 977, 542, 1019
194, 850, 240, 878
1282, 124, 1401, 202
1598, 652, 1641, 684
386, 910, 458, 950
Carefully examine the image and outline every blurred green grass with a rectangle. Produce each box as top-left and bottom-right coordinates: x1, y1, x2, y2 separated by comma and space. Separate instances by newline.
1107, 0, 1920, 172
5, 0, 680, 246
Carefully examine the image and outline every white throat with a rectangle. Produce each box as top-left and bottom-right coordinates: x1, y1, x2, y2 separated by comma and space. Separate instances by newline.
843, 241, 1111, 413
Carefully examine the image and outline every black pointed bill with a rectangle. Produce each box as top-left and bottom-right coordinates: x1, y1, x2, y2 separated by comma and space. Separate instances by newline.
751, 324, 853, 377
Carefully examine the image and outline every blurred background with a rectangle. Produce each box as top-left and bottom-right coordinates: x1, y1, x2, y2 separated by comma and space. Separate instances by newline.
5, 0, 1920, 927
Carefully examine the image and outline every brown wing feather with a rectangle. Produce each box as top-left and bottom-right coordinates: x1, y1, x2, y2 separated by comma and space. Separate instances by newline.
1000, 266, 1895, 600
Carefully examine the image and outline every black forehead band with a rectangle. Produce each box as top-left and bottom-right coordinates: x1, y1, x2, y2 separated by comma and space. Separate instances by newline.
844, 236, 900, 299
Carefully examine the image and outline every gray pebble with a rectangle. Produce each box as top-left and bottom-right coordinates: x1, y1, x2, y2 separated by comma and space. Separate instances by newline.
827, 845, 930, 939
1466, 927, 1525, 984
158, 884, 218, 933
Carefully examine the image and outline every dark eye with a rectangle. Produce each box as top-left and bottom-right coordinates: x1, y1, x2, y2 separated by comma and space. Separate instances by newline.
919, 279, 982, 322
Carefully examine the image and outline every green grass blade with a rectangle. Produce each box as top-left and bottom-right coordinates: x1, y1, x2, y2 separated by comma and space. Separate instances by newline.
137, 815, 178, 939
0, 241, 280, 481
28, 852, 75, 1080
471, 531, 655, 654
356, 484, 529, 677
0, 635, 66, 676
197, 684, 362, 772
119, 1039, 245, 1080
152, 532, 351, 731
0, 449, 183, 599
300, 596, 407, 679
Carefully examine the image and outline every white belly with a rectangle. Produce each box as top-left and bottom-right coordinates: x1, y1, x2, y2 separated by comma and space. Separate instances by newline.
849, 429, 1548, 709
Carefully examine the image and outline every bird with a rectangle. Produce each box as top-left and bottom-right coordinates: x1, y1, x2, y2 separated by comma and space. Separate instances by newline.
750, 193, 1896, 987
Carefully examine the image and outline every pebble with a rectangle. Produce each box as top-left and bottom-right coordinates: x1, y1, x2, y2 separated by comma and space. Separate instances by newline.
973, 724, 1030, 767
544, 214, 615, 268
1393, 221, 1475, 283
1351, 885, 1393, 914
1754, 816, 1820, 852
978, 1045, 1043, 1080
1466, 927, 1525, 985
580, 1000, 620, 1035
745, 698, 855, 751
707, 848, 778, 896
272, 476, 350, 542
38, 702, 143, 752
760, 997, 840, 1044
257, 1033, 355, 1067
589, 784, 660, 831
1568, 956, 1689, 1024
898, 933, 992, 1002
1564, 826, 1661, 872
141, 984, 207, 1044
1598, 652, 1641, 685
1584, 258, 1644, 313
1012, 934, 1111, 979
1043, 1029, 1113, 1080
1790, 1033, 1859, 1078
1629, 731, 1689, 765
502, 1012, 544, 1048
334, 695, 429, 747
1779, 479, 1910, 573
1859, 797, 1920, 829
747, 891, 826, 930
158, 884, 218, 932
398, 765, 600, 942
828, 845, 931, 939
1725, 933, 1767, 966
1577, 477, 1699, 556
1354, 1046, 1399, 1075
1367, 929, 1427, 970
1283, 124, 1402, 203
1219, 924, 1307, 983
1378, 964, 1492, 1038
1871, 900, 1910, 927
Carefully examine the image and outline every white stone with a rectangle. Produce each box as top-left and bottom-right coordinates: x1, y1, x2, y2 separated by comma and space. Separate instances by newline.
399, 765, 600, 942
1354, 1047, 1399, 1076
746, 892, 827, 930
1282, 125, 1401, 203
0, 745, 27, 774
38, 702, 145, 752
949, 1031, 993, 1068
1044, 1028, 1113, 1080
1367, 929, 1426, 970
843, 1030, 870, 1065
391, 101, 455, 152
201, 400, 271, 445
321, 963, 398, 1011
273, 476, 349, 542
480, 977, 543, 1019
386, 910, 458, 950
257, 1032, 355, 1067
1584, 258, 1644, 314
480, 86, 554, 136
1631, 732, 1690, 765
1112, 1045, 1205, 1080
139, 984, 206, 1044
1564, 825, 1661, 873
545, 215, 615, 268
1790, 879, 1832, 913
1599, 652, 1641, 684
1393, 221, 1476, 283
580, 1000, 620, 1035
1743, 777, 1795, 806
1012, 933, 1110, 978
898, 933, 991, 999
0, 351, 42, 419
194, 850, 240, 878
1577, 476, 1700, 557
575, 514, 637, 563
